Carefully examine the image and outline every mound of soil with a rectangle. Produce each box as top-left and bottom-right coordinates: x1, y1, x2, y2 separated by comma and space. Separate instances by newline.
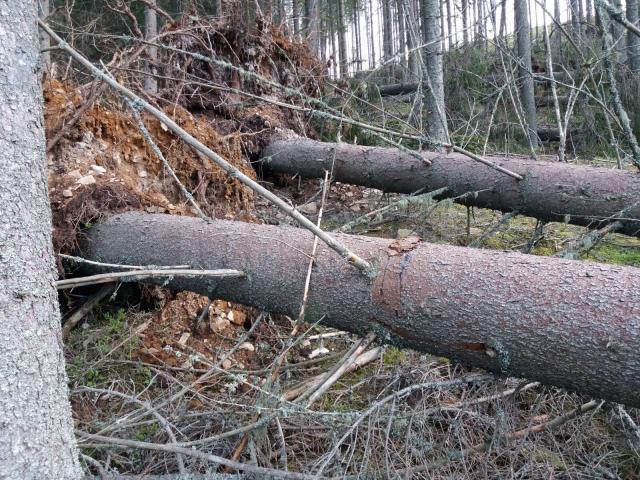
46, 79, 256, 253
45, 15, 325, 254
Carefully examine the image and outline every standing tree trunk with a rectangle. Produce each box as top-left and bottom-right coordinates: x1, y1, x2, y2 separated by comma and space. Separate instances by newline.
330, 6, 338, 78
570, 0, 581, 37
144, 0, 158, 93
499, 0, 507, 39
305, 0, 319, 54
627, 0, 640, 72
367, 0, 376, 68
553, 0, 562, 55
0, 3, 81, 478
382, 0, 395, 79
406, 0, 421, 79
421, 0, 449, 144
396, 0, 408, 72
462, 0, 470, 44
613, 0, 626, 61
337, 0, 349, 76
514, 0, 538, 148
292, 0, 300, 37
353, 1, 362, 71
38, 0, 51, 69
446, 0, 454, 48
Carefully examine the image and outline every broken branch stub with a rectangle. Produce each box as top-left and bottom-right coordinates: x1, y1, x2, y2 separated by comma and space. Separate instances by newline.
83, 213, 640, 408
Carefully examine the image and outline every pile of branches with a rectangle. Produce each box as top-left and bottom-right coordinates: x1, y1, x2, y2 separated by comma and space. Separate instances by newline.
151, 12, 326, 154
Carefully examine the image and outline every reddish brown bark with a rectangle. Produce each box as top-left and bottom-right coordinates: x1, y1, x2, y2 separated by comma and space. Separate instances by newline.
84, 213, 640, 407
260, 137, 640, 237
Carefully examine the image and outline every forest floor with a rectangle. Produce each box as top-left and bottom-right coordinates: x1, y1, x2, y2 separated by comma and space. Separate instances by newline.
48, 16, 640, 479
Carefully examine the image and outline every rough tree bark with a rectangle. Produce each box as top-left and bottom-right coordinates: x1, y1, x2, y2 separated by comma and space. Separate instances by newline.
382, 0, 395, 79
462, 0, 470, 44
304, 0, 319, 54
446, 0, 453, 49
627, 0, 640, 73
38, 0, 50, 68
375, 72, 570, 97
421, 0, 449, 144
292, 0, 300, 36
260, 137, 640, 236
515, 0, 538, 149
337, 0, 349, 77
406, 0, 420, 79
571, 0, 581, 36
396, 0, 408, 71
0, 2, 81, 477
83, 213, 640, 408
144, 0, 158, 93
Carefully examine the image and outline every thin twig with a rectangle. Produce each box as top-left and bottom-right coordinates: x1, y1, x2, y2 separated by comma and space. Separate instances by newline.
55, 268, 244, 290
59, 253, 190, 270
555, 221, 622, 260
62, 284, 115, 339
282, 348, 382, 401
304, 332, 377, 407
76, 431, 322, 479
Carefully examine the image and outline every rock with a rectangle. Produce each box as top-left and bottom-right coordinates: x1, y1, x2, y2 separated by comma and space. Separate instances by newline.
82, 130, 94, 143
239, 342, 255, 352
178, 332, 191, 346
211, 316, 230, 332
396, 228, 416, 239
76, 174, 96, 186
90, 165, 107, 175
62, 189, 73, 198
298, 202, 318, 215
309, 347, 330, 359
138, 169, 148, 178
68, 169, 82, 179
221, 359, 233, 370
228, 309, 246, 326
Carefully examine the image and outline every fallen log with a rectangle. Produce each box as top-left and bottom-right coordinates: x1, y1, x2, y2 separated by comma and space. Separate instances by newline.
83, 213, 640, 407
260, 137, 640, 237
535, 94, 570, 107
376, 72, 571, 96
376, 82, 420, 96
491, 125, 581, 142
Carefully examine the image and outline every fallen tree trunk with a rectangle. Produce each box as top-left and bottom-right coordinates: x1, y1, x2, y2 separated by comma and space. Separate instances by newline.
535, 94, 570, 107
491, 126, 582, 142
376, 73, 571, 96
376, 82, 420, 96
260, 137, 640, 237
84, 213, 640, 407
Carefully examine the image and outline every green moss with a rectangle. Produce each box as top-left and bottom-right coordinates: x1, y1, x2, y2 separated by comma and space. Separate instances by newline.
586, 244, 640, 267
135, 422, 159, 441
383, 347, 407, 366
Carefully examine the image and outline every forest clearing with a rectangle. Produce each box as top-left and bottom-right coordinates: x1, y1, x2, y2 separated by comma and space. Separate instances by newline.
2, 0, 640, 478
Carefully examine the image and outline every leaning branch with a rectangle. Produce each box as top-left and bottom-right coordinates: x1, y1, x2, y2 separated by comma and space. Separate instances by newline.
597, 0, 640, 38
55, 268, 244, 290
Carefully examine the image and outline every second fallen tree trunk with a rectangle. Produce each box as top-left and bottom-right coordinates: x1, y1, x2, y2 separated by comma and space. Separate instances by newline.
260, 137, 640, 237
83, 213, 640, 407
